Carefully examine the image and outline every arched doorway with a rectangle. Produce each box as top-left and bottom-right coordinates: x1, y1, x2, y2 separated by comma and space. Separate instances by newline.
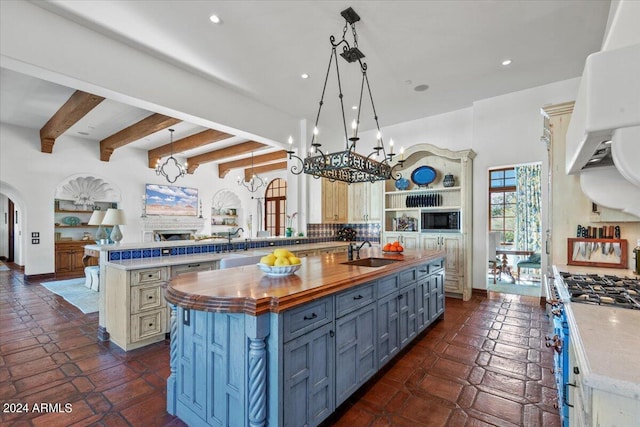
264, 179, 286, 237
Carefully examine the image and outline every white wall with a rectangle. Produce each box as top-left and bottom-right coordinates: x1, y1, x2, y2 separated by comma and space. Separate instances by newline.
355, 79, 580, 290
470, 78, 581, 289
0, 122, 286, 275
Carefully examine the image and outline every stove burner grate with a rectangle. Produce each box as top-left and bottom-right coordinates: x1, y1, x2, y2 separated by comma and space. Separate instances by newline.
560, 272, 640, 310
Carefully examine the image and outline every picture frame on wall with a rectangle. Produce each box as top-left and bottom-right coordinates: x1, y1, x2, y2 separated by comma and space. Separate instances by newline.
145, 184, 198, 216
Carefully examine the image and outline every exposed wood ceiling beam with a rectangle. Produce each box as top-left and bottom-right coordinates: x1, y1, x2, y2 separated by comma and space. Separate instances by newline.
99, 113, 181, 161
218, 150, 288, 178
148, 129, 233, 168
244, 161, 288, 182
187, 141, 266, 174
40, 90, 105, 153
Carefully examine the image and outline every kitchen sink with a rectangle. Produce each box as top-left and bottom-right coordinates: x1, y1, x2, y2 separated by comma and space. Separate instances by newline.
341, 257, 400, 267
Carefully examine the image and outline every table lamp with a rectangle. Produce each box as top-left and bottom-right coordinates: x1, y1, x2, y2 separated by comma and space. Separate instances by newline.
88, 210, 108, 244
102, 208, 126, 244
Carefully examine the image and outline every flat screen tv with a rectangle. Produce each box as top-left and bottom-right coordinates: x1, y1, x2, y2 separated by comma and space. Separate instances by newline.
145, 184, 198, 216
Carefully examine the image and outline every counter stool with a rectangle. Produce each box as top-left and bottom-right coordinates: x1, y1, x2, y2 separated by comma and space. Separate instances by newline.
84, 266, 100, 291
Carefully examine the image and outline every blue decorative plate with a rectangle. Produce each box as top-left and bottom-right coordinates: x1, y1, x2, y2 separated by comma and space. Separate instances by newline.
411, 166, 437, 187
395, 177, 410, 191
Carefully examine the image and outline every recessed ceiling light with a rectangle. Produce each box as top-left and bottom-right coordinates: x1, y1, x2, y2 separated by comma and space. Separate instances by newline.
301, 73, 309, 79
352, 105, 358, 110
209, 14, 221, 24
414, 84, 429, 92
502, 59, 512, 66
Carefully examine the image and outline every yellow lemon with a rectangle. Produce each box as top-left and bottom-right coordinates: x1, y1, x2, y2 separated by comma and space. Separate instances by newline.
288, 256, 301, 265
274, 256, 291, 266
273, 248, 290, 258
260, 254, 276, 266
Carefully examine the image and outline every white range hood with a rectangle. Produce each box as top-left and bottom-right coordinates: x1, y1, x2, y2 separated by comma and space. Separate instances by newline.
565, 42, 640, 219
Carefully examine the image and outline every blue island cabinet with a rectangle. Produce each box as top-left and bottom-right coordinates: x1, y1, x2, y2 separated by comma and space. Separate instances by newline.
166, 257, 445, 427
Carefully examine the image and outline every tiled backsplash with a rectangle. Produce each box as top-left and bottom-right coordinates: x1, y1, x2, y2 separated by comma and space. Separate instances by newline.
106, 222, 381, 261
307, 222, 381, 242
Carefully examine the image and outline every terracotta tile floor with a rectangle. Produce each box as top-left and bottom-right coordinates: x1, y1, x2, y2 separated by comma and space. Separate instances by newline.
1, 265, 560, 426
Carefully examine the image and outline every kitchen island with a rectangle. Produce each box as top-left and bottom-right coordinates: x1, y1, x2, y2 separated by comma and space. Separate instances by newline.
85, 239, 353, 345
164, 248, 446, 427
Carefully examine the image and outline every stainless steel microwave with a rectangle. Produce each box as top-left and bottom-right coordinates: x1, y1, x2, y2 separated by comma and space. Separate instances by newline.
421, 210, 460, 232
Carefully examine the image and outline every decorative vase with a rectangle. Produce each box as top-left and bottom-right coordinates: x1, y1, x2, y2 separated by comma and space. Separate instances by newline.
443, 173, 455, 187
110, 225, 123, 243
285, 228, 293, 237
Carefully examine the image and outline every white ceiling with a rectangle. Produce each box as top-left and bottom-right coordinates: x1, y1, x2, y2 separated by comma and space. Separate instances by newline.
0, 0, 611, 160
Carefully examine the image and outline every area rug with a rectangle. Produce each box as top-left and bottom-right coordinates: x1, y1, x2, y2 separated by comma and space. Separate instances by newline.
486, 278, 541, 297
40, 278, 98, 314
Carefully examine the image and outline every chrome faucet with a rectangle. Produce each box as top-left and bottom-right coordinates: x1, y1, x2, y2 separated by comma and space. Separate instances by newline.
348, 240, 372, 260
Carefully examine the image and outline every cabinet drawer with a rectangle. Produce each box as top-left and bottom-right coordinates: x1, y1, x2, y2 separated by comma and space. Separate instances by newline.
416, 263, 431, 280
378, 275, 399, 296
171, 261, 218, 277
131, 283, 164, 314
429, 258, 445, 272
283, 297, 333, 342
130, 308, 166, 342
336, 282, 375, 318
131, 267, 168, 285
399, 268, 416, 287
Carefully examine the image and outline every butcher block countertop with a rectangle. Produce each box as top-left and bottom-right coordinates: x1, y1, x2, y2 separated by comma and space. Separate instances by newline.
165, 248, 445, 316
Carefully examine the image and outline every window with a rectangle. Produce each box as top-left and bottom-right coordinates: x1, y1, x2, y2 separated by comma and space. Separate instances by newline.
265, 178, 287, 237
489, 168, 516, 244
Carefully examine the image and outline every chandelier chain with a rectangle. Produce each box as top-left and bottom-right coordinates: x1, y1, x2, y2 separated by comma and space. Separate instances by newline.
285, 7, 406, 183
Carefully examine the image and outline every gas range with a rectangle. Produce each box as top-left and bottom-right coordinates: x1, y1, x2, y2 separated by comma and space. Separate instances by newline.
556, 271, 640, 310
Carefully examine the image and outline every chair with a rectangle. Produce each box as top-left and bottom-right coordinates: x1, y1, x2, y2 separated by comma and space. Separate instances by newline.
517, 253, 541, 283
487, 232, 501, 284
84, 266, 100, 291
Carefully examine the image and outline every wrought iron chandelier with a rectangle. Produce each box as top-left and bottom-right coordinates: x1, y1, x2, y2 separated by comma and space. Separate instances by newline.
287, 7, 405, 183
155, 129, 187, 183
237, 152, 266, 193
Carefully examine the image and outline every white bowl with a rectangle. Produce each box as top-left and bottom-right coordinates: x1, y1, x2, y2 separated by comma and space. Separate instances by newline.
256, 263, 301, 277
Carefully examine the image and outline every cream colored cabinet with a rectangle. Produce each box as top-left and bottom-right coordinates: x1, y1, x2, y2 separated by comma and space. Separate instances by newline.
384, 233, 418, 249
348, 181, 383, 223
322, 179, 348, 223
421, 233, 463, 295
382, 144, 474, 300
105, 266, 169, 351
171, 261, 219, 277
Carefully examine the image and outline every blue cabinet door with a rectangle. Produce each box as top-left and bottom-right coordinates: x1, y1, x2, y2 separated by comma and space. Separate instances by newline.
429, 272, 445, 322
377, 291, 400, 367
335, 303, 377, 405
176, 308, 208, 421
399, 283, 417, 349
174, 309, 247, 427
416, 278, 429, 332
283, 322, 335, 427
